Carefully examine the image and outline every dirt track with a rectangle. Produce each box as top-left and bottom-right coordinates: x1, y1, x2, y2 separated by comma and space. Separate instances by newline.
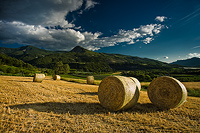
0, 76, 200, 132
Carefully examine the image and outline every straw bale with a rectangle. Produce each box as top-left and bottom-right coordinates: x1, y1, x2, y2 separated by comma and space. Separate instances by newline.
53, 75, 61, 80
87, 76, 94, 85
129, 77, 141, 91
147, 76, 187, 109
33, 73, 45, 82
98, 76, 139, 111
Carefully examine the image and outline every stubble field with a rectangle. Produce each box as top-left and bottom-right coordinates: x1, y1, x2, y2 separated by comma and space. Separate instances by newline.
0, 76, 199, 132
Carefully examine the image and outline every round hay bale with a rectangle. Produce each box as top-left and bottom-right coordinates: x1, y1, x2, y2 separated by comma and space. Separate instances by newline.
147, 76, 187, 109
33, 73, 45, 82
53, 75, 61, 80
98, 76, 139, 111
129, 77, 141, 91
87, 76, 94, 85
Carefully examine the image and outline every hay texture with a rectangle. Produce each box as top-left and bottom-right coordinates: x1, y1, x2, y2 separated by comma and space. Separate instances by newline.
33, 73, 45, 82
129, 77, 141, 91
87, 76, 94, 85
53, 75, 61, 80
147, 76, 187, 109
98, 76, 139, 111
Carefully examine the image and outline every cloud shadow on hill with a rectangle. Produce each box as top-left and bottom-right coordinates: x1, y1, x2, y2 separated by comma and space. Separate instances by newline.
9, 102, 164, 115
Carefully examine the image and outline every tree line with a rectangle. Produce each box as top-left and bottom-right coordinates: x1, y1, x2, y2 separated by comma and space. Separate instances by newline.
121, 69, 200, 82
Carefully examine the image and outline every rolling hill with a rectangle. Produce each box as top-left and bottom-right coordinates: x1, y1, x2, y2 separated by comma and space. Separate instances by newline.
171, 57, 200, 67
0, 45, 173, 71
0, 45, 64, 62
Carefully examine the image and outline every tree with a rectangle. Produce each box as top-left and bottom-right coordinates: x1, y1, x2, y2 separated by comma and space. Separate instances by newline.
54, 61, 64, 74
15, 67, 20, 73
145, 75, 152, 82
63, 64, 70, 74
6, 67, 15, 74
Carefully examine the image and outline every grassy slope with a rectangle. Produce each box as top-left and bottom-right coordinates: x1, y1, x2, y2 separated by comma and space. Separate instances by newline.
0, 76, 199, 132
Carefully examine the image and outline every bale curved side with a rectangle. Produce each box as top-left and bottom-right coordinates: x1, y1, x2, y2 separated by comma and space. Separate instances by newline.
98, 76, 139, 111
33, 73, 45, 82
87, 76, 94, 85
147, 76, 187, 109
129, 77, 141, 91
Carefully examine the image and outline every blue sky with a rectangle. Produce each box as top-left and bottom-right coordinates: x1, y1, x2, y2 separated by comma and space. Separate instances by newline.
0, 0, 200, 63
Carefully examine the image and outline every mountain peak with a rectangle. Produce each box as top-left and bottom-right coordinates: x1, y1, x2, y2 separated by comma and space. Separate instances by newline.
191, 57, 200, 59
70, 46, 88, 53
18, 45, 40, 51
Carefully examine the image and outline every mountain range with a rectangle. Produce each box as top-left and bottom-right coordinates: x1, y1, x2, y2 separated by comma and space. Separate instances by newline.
1, 45, 199, 71
0, 45, 64, 62
171, 57, 200, 67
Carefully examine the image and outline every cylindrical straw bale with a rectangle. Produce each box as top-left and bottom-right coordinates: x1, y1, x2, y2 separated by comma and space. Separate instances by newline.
98, 76, 139, 111
87, 76, 94, 85
129, 77, 141, 91
53, 75, 61, 80
147, 76, 187, 109
33, 73, 45, 82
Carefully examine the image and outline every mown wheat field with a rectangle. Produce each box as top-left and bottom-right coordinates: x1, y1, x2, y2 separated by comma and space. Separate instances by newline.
0, 76, 199, 132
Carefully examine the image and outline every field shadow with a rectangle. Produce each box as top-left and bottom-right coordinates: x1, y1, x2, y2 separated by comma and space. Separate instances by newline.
127, 103, 167, 113
78, 92, 98, 95
10, 102, 166, 115
7, 80, 33, 83
44, 78, 54, 81
9, 102, 106, 115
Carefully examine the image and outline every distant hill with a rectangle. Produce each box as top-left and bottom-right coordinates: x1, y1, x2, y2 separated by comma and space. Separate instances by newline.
171, 57, 200, 67
0, 53, 35, 70
0, 45, 64, 62
0, 45, 173, 71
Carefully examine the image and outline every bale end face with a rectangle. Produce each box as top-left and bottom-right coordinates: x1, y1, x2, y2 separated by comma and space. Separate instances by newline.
33, 73, 45, 82
87, 76, 94, 85
147, 76, 187, 109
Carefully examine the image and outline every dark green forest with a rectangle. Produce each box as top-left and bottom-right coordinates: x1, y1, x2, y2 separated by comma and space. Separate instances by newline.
0, 53, 37, 76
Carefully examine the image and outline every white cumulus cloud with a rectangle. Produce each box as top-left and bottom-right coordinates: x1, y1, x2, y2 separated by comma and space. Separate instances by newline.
155, 16, 167, 22
187, 53, 200, 58
0, 21, 85, 51
79, 22, 167, 50
143, 37, 154, 44
0, 1, 168, 51
0, 0, 97, 27
0, 20, 168, 51
85, 0, 99, 10
164, 56, 169, 59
